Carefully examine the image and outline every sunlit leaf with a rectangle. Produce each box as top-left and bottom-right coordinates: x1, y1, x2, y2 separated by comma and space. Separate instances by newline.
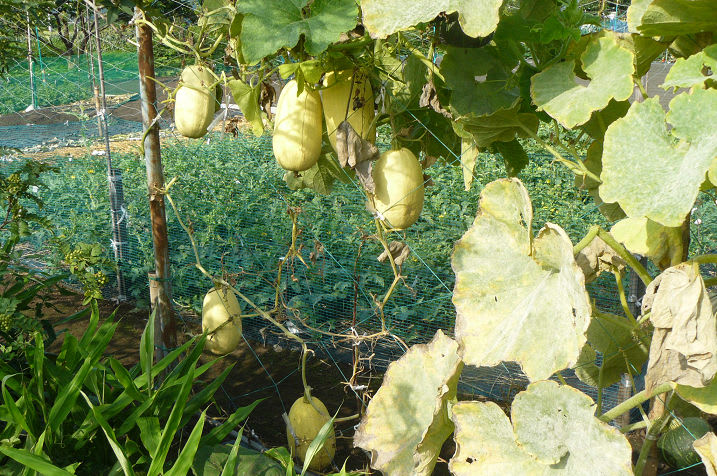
693, 432, 717, 475
531, 35, 634, 128
449, 381, 633, 475
600, 89, 717, 227
354, 330, 463, 476
662, 44, 717, 91
227, 79, 264, 136
361, 0, 504, 39
610, 217, 683, 270
637, 0, 717, 36
238, 0, 358, 64
452, 178, 591, 381
452, 107, 539, 148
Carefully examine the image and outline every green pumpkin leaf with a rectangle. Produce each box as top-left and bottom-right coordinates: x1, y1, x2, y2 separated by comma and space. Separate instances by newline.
460, 138, 478, 191
575, 315, 650, 388
662, 44, 717, 91
531, 35, 635, 128
238, 0, 358, 64
637, 0, 717, 36
677, 379, 717, 415
449, 382, 633, 474
574, 141, 626, 222
600, 89, 717, 227
283, 154, 343, 195
452, 178, 591, 381
361, 0, 504, 39
227, 79, 264, 136
442, 45, 520, 117
610, 217, 683, 270
494, 139, 529, 177
452, 107, 539, 148
354, 330, 463, 476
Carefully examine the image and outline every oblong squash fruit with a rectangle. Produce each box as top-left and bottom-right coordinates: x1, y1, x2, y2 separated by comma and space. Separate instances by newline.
322, 70, 375, 152
202, 286, 242, 355
372, 148, 425, 230
175, 65, 216, 138
273, 80, 322, 172
286, 396, 336, 470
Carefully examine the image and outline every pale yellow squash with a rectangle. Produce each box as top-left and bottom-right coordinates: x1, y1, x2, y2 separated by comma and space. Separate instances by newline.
372, 148, 425, 230
273, 80, 323, 171
286, 396, 336, 470
202, 286, 242, 355
175, 65, 216, 138
322, 70, 375, 152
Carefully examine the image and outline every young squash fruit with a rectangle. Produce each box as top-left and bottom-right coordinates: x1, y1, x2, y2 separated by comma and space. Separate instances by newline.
273, 80, 323, 172
372, 148, 425, 230
286, 395, 336, 470
202, 286, 242, 355
174, 65, 216, 138
657, 417, 711, 469
322, 70, 375, 152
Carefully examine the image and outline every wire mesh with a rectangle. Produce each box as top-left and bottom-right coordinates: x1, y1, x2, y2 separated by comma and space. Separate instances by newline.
0, 3, 714, 474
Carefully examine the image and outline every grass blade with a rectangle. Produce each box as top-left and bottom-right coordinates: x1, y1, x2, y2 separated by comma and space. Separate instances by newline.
300, 414, 336, 476
0, 446, 74, 476
139, 308, 156, 397
219, 425, 245, 476
79, 391, 136, 476
199, 399, 262, 447
165, 411, 206, 476
1, 375, 33, 438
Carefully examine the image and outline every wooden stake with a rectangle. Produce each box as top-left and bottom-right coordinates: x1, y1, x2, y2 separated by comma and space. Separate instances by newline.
135, 7, 177, 363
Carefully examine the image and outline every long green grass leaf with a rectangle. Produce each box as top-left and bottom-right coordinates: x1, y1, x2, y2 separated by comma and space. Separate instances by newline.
108, 358, 144, 402
79, 391, 136, 476
139, 309, 156, 397
180, 364, 234, 424
78, 300, 100, 349
0, 446, 74, 476
1, 375, 32, 437
300, 415, 336, 476
199, 399, 262, 447
165, 411, 206, 476
220, 426, 245, 476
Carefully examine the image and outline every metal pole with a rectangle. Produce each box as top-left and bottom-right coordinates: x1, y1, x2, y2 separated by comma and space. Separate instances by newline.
26, 12, 37, 110
90, 0, 127, 302
135, 6, 177, 362
34, 27, 45, 83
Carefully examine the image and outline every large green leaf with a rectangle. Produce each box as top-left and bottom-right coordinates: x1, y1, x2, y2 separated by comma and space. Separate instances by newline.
238, 0, 358, 64
442, 45, 520, 117
452, 178, 591, 381
599, 89, 717, 227
574, 141, 626, 222
610, 217, 683, 270
353, 330, 463, 476
637, 0, 717, 36
192, 442, 285, 476
662, 44, 717, 91
449, 382, 633, 475
531, 35, 634, 128
361, 0, 504, 39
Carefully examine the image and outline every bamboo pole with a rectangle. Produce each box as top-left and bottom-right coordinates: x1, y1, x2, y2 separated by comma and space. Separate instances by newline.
26, 11, 37, 110
135, 7, 177, 363
90, 0, 127, 302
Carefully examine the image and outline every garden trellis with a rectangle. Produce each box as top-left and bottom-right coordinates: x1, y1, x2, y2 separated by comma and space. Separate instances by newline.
1, 0, 716, 474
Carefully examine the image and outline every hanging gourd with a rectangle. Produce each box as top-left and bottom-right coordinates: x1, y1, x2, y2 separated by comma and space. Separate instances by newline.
202, 285, 242, 355
273, 80, 323, 172
174, 65, 216, 138
286, 395, 336, 470
322, 70, 375, 152
372, 148, 425, 230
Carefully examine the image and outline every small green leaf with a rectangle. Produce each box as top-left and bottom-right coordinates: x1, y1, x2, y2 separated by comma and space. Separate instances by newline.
494, 139, 529, 177
227, 79, 264, 136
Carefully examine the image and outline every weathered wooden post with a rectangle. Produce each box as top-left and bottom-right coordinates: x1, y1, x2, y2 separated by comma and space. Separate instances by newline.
135, 6, 177, 363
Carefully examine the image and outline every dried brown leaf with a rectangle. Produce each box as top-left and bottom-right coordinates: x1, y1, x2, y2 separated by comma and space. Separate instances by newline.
642, 263, 717, 392
377, 241, 411, 266
335, 120, 380, 193
419, 79, 451, 119
575, 236, 627, 283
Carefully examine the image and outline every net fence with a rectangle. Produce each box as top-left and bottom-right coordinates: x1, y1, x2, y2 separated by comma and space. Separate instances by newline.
1, 2, 715, 473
